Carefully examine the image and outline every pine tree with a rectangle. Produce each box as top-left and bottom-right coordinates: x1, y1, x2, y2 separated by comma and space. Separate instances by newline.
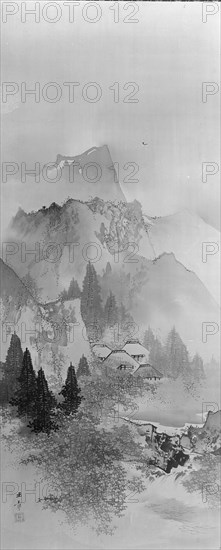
67, 277, 81, 300
29, 368, 58, 434
4, 333, 23, 402
10, 347, 37, 418
104, 292, 118, 327
0, 363, 8, 406
165, 327, 190, 379
191, 353, 205, 382
59, 363, 82, 415
149, 337, 166, 375
118, 302, 134, 326
80, 262, 103, 338
77, 355, 90, 377
104, 262, 112, 277
59, 288, 68, 301
143, 327, 155, 351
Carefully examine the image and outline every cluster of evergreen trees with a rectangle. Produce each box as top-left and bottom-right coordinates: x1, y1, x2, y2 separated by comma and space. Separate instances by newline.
80, 261, 132, 339
143, 326, 205, 383
59, 276, 81, 301
0, 333, 90, 434
51, 261, 132, 341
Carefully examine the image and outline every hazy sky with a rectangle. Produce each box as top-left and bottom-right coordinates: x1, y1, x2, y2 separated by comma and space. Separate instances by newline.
2, 1, 220, 231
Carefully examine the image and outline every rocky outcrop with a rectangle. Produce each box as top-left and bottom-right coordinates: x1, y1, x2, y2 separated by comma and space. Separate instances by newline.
123, 419, 189, 474
203, 410, 221, 432
125, 412, 221, 473
144, 425, 189, 473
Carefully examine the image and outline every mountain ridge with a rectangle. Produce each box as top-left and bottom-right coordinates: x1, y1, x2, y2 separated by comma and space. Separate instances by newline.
1, 143, 220, 363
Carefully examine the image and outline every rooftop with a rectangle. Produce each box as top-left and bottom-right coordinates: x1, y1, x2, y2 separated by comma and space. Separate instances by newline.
133, 363, 163, 378
92, 343, 111, 358
122, 340, 149, 358
103, 350, 139, 368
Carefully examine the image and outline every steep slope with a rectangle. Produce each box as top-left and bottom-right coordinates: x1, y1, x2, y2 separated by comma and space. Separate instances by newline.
3, 198, 220, 361
127, 253, 220, 361
147, 211, 220, 305
96, 252, 219, 361
0, 259, 91, 381
6, 198, 155, 301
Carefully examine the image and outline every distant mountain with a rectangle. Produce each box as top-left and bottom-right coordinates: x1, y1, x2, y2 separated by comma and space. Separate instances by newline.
3, 198, 220, 361
1, 144, 220, 363
123, 252, 220, 361
44, 145, 126, 203
6, 198, 155, 301
96, 251, 220, 360
147, 210, 220, 306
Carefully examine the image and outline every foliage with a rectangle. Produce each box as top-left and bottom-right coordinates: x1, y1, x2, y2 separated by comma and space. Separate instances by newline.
183, 453, 221, 508
80, 369, 151, 423
77, 355, 90, 377
21, 272, 41, 301
143, 326, 205, 387
104, 291, 118, 327
191, 353, 205, 383
59, 277, 81, 301
21, 413, 145, 535
143, 327, 155, 351
80, 262, 103, 339
10, 347, 37, 418
28, 367, 58, 434
165, 327, 191, 380
149, 337, 166, 375
59, 363, 82, 415
102, 302, 137, 350
4, 333, 23, 402
0, 363, 8, 405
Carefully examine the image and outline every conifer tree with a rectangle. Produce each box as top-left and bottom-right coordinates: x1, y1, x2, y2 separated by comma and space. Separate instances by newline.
104, 261, 112, 278
29, 367, 58, 434
104, 292, 118, 327
0, 366, 8, 406
165, 327, 190, 379
143, 327, 155, 351
80, 262, 103, 338
118, 302, 134, 327
10, 347, 37, 418
59, 363, 82, 415
67, 277, 81, 299
191, 353, 205, 382
4, 333, 23, 402
77, 355, 90, 377
149, 336, 166, 375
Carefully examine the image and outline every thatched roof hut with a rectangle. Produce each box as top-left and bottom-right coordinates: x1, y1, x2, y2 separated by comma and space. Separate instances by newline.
92, 343, 112, 360
103, 349, 139, 374
133, 363, 163, 380
122, 339, 149, 363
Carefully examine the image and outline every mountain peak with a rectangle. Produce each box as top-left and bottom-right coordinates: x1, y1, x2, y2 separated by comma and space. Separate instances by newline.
46, 145, 126, 203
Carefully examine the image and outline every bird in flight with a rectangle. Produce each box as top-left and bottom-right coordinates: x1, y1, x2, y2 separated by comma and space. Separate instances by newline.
142, 141, 148, 146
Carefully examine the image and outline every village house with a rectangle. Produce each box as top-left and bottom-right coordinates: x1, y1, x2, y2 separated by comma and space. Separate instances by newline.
92, 339, 163, 381
122, 339, 150, 364
133, 363, 163, 381
102, 349, 139, 374
91, 343, 112, 361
